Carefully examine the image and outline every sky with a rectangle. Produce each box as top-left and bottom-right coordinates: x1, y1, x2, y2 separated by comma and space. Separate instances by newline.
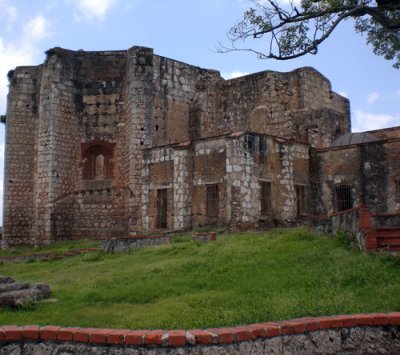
0, 0, 399, 223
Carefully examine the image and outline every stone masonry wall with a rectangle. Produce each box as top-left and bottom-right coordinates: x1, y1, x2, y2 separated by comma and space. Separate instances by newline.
192, 138, 227, 227
3, 46, 351, 244
312, 139, 400, 217
1, 313, 400, 354
2, 66, 40, 246
225, 68, 349, 148
173, 145, 192, 230
143, 147, 174, 231
33, 51, 81, 244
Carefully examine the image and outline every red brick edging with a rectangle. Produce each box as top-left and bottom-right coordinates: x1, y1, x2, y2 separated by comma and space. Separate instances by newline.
1, 313, 399, 347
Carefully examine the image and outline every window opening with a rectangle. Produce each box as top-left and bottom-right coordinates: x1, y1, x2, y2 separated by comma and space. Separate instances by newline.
260, 181, 272, 215
82, 142, 114, 180
94, 154, 105, 180
296, 185, 306, 216
157, 188, 168, 229
245, 134, 256, 154
334, 185, 353, 212
259, 136, 267, 163
396, 179, 400, 200
206, 184, 219, 218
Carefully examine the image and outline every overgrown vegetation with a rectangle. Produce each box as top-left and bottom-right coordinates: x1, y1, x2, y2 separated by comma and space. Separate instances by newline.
0, 240, 98, 257
0, 228, 399, 329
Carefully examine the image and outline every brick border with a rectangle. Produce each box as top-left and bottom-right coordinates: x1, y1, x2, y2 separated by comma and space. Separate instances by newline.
1, 313, 399, 347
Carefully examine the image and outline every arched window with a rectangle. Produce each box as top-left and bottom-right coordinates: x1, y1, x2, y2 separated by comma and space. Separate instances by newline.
81, 141, 114, 180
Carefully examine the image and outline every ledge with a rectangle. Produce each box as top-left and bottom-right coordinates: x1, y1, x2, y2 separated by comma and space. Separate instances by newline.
1, 313, 399, 347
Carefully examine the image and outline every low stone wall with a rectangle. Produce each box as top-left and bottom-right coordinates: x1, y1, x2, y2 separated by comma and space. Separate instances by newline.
0, 248, 100, 264
373, 212, 400, 228
1, 313, 399, 354
310, 207, 361, 239
102, 233, 217, 252
310, 207, 371, 251
102, 235, 171, 252
191, 232, 216, 243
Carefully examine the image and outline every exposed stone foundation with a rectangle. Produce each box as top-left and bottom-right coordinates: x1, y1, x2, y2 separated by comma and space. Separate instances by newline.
1, 313, 399, 354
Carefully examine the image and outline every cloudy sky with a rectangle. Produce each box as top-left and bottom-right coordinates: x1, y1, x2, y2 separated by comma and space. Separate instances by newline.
0, 0, 399, 222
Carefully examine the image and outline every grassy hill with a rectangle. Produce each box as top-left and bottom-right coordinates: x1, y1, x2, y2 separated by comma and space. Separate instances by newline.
0, 228, 399, 329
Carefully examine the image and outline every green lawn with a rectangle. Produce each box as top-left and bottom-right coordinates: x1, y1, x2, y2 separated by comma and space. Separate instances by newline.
0, 228, 400, 329
0, 240, 99, 257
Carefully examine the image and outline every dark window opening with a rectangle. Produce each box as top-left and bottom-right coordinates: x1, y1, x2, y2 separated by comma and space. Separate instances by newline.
206, 184, 219, 218
396, 179, 400, 200
259, 136, 267, 155
260, 181, 272, 215
296, 185, 306, 216
245, 134, 256, 154
259, 136, 267, 163
156, 188, 168, 229
334, 185, 353, 212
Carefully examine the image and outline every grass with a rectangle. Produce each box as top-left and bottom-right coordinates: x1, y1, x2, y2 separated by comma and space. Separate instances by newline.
0, 240, 99, 257
0, 228, 400, 329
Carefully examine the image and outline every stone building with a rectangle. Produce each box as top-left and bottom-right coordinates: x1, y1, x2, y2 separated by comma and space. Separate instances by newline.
4, 45, 386, 247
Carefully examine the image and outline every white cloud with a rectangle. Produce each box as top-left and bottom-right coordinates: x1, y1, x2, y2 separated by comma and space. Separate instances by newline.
366, 91, 379, 105
72, 0, 117, 21
352, 109, 400, 132
221, 70, 250, 80
0, 14, 50, 115
23, 14, 49, 42
0, 1, 18, 29
338, 91, 348, 98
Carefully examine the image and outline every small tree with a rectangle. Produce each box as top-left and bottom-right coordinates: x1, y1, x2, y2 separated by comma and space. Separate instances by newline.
222, 0, 400, 68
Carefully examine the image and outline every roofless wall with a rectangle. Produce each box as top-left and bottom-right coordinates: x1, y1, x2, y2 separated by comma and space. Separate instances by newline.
2, 46, 350, 246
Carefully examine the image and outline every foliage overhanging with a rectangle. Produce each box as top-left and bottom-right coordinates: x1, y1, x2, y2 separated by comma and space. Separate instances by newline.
221, 0, 400, 68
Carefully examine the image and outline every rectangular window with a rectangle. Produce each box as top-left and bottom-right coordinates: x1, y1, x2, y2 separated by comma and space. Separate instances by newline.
296, 185, 306, 216
245, 134, 256, 154
156, 188, 168, 229
334, 185, 353, 212
396, 179, 400, 200
259, 136, 267, 163
206, 184, 219, 218
260, 181, 272, 215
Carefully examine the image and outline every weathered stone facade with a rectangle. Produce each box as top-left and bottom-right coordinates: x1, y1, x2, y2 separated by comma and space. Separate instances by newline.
3, 46, 353, 246
310, 128, 400, 252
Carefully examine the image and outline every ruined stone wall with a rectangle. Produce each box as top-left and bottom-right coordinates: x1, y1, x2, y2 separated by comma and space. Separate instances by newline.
369, 126, 400, 140
143, 147, 174, 231
311, 146, 362, 216
226, 134, 309, 228
312, 140, 400, 217
3, 49, 130, 244
192, 138, 227, 227
220, 68, 350, 148
384, 140, 400, 212
74, 50, 128, 239
152, 56, 221, 145
2, 66, 40, 246
3, 45, 352, 244
31, 50, 82, 243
